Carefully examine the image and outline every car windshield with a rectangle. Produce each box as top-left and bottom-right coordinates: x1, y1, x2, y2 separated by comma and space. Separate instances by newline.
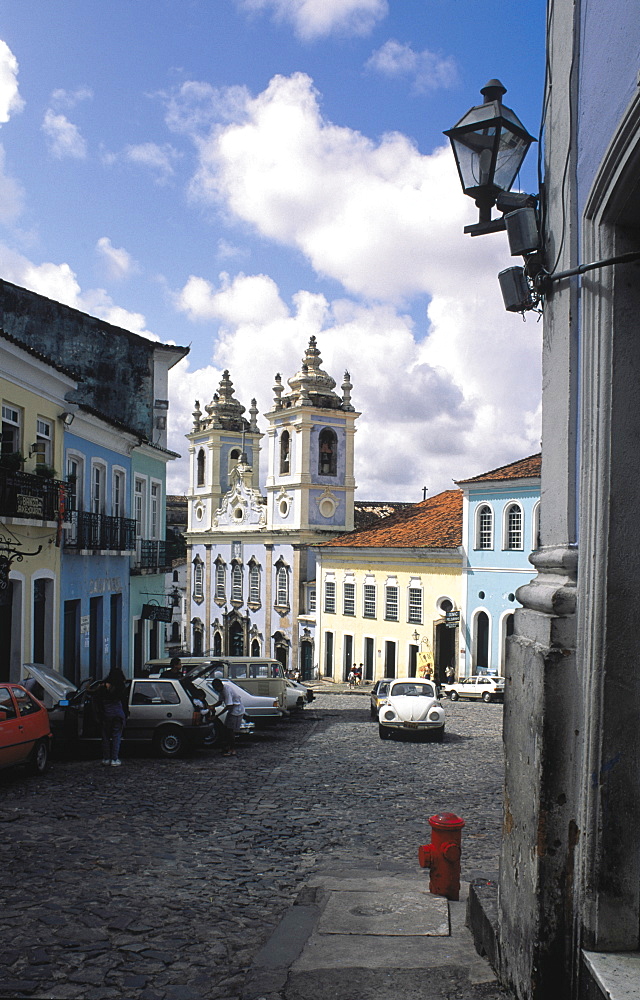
391, 683, 435, 698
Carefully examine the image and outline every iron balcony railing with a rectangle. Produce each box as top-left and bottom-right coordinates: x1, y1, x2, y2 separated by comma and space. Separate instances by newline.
0, 469, 73, 522
64, 510, 136, 552
133, 538, 170, 574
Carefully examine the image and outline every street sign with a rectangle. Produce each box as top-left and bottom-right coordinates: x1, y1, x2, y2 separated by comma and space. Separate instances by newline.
141, 603, 173, 622
445, 610, 460, 629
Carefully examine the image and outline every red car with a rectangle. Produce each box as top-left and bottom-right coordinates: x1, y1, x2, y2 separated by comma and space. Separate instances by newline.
0, 683, 52, 775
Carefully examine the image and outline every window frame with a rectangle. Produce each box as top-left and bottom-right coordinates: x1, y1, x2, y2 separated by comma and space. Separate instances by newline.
475, 504, 494, 550
363, 582, 376, 619
504, 502, 524, 550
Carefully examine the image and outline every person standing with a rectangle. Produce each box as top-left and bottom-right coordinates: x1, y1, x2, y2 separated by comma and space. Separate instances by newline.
210, 678, 244, 757
95, 668, 128, 767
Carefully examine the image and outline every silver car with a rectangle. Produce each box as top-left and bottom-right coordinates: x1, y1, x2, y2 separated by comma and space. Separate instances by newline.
23, 663, 215, 758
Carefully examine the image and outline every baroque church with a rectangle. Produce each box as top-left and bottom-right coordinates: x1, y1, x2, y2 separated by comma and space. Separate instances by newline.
185, 337, 359, 679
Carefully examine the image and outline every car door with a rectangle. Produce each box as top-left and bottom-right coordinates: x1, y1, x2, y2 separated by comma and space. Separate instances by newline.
13, 688, 48, 754
127, 680, 184, 741
0, 687, 24, 766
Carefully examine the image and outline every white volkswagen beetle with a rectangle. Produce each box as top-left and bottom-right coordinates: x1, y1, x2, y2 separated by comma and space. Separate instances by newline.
378, 679, 445, 742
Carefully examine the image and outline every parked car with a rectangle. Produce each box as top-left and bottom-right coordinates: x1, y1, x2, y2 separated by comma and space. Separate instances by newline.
194, 676, 285, 726
377, 679, 445, 741
145, 657, 288, 713
285, 679, 308, 710
370, 678, 395, 719
441, 675, 505, 703
288, 678, 314, 703
23, 663, 215, 758
0, 683, 52, 775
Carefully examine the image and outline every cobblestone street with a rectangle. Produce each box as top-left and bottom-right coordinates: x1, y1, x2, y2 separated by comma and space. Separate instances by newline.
0, 690, 504, 1000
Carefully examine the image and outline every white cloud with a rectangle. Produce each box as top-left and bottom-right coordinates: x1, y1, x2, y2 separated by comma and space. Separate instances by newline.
239, 0, 387, 40
42, 109, 87, 159
96, 236, 141, 281
0, 144, 24, 223
50, 86, 93, 110
0, 40, 24, 123
123, 142, 179, 183
366, 39, 458, 93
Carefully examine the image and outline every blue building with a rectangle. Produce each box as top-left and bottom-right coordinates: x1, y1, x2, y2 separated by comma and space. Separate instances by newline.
61, 410, 137, 683
186, 338, 359, 678
456, 454, 540, 678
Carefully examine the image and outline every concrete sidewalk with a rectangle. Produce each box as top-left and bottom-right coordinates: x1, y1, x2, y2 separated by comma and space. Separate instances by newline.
242, 865, 510, 1000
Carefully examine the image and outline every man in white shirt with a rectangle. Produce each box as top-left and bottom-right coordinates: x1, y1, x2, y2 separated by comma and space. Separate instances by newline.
210, 677, 244, 757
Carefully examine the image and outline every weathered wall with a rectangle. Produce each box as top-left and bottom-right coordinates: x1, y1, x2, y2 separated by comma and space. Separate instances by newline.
0, 279, 155, 439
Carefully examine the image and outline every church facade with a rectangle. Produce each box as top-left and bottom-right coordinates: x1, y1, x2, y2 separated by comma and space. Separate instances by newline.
185, 338, 359, 678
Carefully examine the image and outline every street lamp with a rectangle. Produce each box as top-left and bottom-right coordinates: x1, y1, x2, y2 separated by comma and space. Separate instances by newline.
444, 79, 536, 236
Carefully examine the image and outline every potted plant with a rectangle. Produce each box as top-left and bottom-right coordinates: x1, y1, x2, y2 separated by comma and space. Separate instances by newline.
34, 463, 57, 479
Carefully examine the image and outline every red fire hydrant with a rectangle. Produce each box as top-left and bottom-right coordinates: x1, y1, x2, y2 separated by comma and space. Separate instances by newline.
418, 812, 465, 900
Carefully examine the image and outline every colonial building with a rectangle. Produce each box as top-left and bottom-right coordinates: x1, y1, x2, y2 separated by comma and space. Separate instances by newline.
0, 279, 189, 680
185, 337, 359, 677
457, 454, 540, 677
314, 490, 463, 685
0, 331, 75, 681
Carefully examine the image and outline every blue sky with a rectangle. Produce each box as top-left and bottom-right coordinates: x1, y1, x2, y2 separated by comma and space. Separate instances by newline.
0, 1, 545, 498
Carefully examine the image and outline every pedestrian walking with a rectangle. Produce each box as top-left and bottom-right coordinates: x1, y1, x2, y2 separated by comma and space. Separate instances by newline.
94, 668, 128, 767
210, 677, 244, 757
348, 669, 355, 689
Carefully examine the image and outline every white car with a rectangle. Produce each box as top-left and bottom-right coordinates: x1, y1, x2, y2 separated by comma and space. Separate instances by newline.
441, 675, 505, 703
194, 677, 285, 726
284, 678, 314, 710
377, 679, 445, 742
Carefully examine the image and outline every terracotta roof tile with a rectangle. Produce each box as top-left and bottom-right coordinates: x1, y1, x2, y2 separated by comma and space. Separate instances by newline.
354, 500, 412, 529
456, 453, 541, 485
319, 490, 462, 549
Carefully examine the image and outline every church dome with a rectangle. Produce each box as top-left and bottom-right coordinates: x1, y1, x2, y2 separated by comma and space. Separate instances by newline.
283, 337, 342, 410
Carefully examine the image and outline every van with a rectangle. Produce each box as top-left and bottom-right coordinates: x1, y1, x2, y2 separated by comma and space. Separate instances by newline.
144, 657, 288, 712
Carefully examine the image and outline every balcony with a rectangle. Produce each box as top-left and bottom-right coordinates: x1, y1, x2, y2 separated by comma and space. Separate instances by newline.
132, 539, 170, 575
64, 510, 136, 553
0, 469, 73, 522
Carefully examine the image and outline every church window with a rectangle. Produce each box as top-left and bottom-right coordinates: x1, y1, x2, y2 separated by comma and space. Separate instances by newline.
276, 566, 289, 608
197, 448, 205, 487
505, 503, 523, 550
249, 564, 261, 604
215, 561, 226, 601
193, 558, 204, 600
280, 430, 290, 474
324, 580, 336, 614
232, 563, 243, 603
343, 582, 355, 616
363, 584, 376, 619
308, 586, 316, 613
476, 505, 494, 549
318, 428, 337, 476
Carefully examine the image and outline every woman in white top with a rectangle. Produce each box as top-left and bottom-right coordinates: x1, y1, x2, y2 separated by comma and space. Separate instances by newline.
210, 677, 244, 757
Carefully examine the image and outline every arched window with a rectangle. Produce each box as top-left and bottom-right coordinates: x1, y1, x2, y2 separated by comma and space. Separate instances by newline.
213, 631, 222, 656
280, 430, 290, 474
318, 428, 337, 476
193, 556, 204, 600
228, 448, 241, 474
251, 638, 261, 656
532, 501, 541, 550
476, 505, 494, 549
249, 562, 261, 605
505, 503, 523, 550
215, 560, 226, 602
196, 449, 205, 487
232, 563, 243, 603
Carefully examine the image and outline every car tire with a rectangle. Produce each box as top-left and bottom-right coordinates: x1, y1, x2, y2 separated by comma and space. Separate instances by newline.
370, 706, 377, 720
482, 692, 492, 703
378, 724, 392, 740
296, 697, 305, 709
449, 691, 459, 701
153, 726, 185, 758
29, 738, 50, 775
431, 727, 445, 743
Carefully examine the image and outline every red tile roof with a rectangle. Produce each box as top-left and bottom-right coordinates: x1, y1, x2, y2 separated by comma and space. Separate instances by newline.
456, 453, 541, 485
319, 489, 462, 549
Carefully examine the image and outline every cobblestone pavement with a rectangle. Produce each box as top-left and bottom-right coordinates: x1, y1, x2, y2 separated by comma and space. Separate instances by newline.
0, 690, 505, 1000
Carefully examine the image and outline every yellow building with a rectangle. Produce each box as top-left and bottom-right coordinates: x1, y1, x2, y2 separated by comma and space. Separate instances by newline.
1, 332, 76, 680
314, 490, 463, 684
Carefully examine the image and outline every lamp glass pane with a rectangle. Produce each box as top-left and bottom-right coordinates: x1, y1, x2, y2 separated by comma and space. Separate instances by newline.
452, 127, 497, 191
493, 129, 531, 192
